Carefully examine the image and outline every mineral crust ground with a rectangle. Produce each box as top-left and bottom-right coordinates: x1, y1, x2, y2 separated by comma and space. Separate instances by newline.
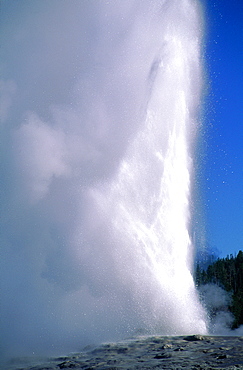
5, 335, 243, 370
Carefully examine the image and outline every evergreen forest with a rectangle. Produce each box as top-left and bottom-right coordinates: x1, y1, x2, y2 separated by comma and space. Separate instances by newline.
195, 250, 243, 329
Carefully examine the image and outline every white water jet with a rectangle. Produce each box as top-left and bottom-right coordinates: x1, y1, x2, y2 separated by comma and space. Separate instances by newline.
91, 0, 207, 335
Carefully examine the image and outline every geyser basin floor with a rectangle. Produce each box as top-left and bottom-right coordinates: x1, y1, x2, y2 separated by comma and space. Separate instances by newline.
6, 335, 243, 370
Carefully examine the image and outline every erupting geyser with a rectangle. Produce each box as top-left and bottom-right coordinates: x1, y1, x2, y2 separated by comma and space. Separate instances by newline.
92, 0, 208, 336
1, 0, 207, 358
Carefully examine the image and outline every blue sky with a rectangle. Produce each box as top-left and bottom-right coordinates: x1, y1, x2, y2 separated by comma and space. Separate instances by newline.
203, 0, 243, 258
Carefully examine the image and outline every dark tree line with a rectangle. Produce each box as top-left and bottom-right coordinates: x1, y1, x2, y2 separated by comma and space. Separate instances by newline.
195, 250, 243, 329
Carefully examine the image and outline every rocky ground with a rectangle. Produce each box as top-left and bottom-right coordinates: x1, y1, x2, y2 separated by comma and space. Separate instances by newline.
5, 335, 243, 370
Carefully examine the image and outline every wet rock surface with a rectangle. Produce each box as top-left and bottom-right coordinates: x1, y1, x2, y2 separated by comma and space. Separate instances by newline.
5, 335, 243, 370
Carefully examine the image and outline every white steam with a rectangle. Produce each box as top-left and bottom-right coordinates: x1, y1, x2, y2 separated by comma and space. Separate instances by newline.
0, 0, 209, 359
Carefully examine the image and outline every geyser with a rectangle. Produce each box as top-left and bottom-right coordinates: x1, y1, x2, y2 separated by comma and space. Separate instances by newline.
1, 0, 207, 358
92, 0, 207, 336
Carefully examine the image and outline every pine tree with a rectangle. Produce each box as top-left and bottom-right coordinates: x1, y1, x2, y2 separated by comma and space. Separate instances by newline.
195, 250, 243, 329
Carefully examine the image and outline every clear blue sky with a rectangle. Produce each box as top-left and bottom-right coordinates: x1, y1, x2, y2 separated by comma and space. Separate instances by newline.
203, 0, 243, 258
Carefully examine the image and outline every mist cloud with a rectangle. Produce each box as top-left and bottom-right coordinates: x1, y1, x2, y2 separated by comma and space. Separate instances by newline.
0, 0, 161, 357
